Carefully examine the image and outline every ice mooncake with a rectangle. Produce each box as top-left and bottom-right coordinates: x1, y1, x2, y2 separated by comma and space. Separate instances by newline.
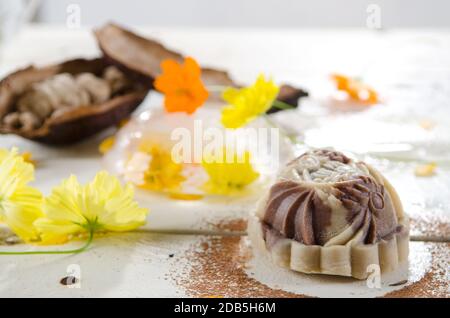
249, 149, 409, 279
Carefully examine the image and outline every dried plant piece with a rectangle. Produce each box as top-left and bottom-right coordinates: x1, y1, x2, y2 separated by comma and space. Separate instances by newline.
17, 89, 54, 119
0, 58, 149, 145
95, 23, 310, 112
201, 68, 235, 87
76, 73, 111, 104
267, 84, 309, 114
103, 66, 133, 95
19, 112, 42, 131
2, 112, 21, 129
2, 111, 42, 131
95, 23, 183, 84
95, 24, 242, 91
49, 73, 86, 108
50, 107, 76, 119
18, 72, 113, 117
249, 149, 409, 280
414, 163, 437, 177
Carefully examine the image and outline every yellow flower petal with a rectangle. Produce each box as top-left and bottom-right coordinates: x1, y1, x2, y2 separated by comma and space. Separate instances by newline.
0, 148, 43, 242
221, 87, 240, 103
221, 74, 279, 129
88, 172, 148, 231
202, 149, 259, 195
102, 187, 148, 231
135, 144, 185, 192
4, 186, 43, 240
0, 149, 34, 197
43, 175, 86, 224
99, 136, 116, 154
34, 171, 149, 244
33, 218, 83, 245
414, 163, 437, 177
21, 152, 36, 166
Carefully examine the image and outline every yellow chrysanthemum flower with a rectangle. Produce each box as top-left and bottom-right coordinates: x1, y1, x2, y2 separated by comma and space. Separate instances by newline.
21, 152, 37, 166
0, 148, 43, 242
202, 149, 259, 195
34, 171, 148, 245
131, 144, 185, 192
99, 136, 116, 155
221, 74, 280, 129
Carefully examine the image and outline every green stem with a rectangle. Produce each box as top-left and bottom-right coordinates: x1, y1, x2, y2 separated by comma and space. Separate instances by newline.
263, 114, 299, 145
0, 229, 94, 256
272, 100, 296, 110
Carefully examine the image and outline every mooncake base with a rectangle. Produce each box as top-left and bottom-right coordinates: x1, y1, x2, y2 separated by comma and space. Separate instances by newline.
248, 214, 410, 280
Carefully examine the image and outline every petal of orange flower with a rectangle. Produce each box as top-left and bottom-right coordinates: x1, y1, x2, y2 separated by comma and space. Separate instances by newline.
331, 74, 379, 105
183, 57, 202, 78
165, 94, 195, 114
155, 57, 208, 114
160, 59, 182, 75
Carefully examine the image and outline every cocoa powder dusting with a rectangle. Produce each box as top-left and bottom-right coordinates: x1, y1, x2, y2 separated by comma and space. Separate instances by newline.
383, 243, 449, 298
410, 218, 450, 240
170, 237, 448, 298
215, 218, 248, 233
171, 236, 308, 298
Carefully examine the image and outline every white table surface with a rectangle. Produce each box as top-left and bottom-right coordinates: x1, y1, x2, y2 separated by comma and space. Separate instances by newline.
0, 25, 448, 297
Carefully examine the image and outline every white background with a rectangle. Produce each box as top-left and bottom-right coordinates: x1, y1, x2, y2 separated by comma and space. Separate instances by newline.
35, 0, 450, 28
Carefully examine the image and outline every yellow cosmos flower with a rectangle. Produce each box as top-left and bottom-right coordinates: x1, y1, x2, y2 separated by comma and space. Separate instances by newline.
221, 74, 280, 129
0, 148, 43, 242
202, 149, 259, 195
34, 171, 148, 245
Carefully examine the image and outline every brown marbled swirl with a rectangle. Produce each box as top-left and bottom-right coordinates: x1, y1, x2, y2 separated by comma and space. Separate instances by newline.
261, 149, 404, 247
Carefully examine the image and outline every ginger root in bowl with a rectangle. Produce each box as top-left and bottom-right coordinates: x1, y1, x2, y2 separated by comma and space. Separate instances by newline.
249, 149, 409, 280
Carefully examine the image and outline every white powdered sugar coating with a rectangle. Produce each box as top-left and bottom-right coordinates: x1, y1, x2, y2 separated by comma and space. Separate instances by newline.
281, 151, 370, 184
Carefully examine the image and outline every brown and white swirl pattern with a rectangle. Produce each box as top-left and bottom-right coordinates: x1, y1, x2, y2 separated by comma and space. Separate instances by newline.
249, 149, 409, 279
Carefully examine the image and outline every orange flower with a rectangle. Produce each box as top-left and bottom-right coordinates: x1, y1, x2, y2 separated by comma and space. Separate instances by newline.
331, 74, 379, 105
155, 57, 209, 114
